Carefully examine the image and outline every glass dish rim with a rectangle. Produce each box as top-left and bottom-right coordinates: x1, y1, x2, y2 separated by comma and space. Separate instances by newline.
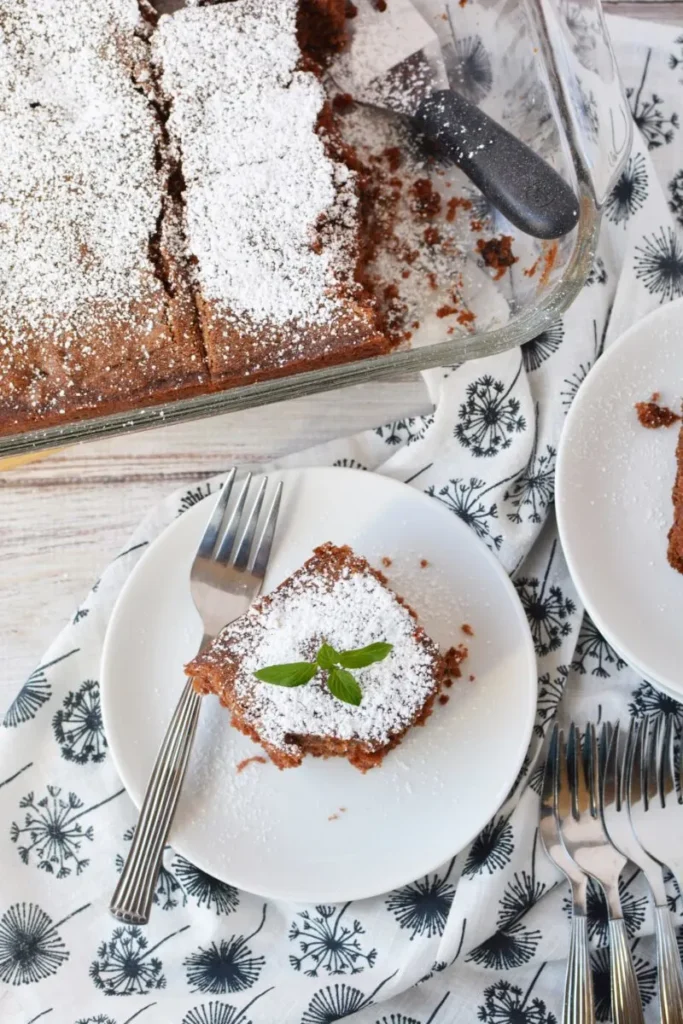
0, 192, 601, 459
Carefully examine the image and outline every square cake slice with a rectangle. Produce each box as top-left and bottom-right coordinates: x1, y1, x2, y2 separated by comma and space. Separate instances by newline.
153, 0, 391, 390
187, 543, 446, 771
0, 0, 207, 432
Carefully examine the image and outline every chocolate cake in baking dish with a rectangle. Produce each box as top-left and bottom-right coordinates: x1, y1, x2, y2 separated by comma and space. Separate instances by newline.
0, 0, 391, 434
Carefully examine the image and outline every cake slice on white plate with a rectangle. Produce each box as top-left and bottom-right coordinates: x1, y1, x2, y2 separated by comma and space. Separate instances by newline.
188, 542, 465, 771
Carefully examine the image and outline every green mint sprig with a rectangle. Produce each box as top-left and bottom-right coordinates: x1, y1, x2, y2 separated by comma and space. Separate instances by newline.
253, 641, 393, 706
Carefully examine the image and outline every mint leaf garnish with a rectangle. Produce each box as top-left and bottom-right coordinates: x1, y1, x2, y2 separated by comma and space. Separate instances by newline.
253, 663, 317, 687
254, 639, 391, 703
337, 642, 393, 669
327, 667, 362, 706
317, 643, 339, 670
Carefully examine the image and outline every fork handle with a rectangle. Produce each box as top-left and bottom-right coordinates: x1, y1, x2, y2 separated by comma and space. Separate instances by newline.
655, 906, 683, 1024
608, 918, 645, 1024
564, 911, 596, 1024
110, 679, 202, 924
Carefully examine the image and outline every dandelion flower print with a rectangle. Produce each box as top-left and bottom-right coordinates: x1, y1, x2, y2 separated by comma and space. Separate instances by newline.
52, 679, 107, 764
385, 860, 456, 940
3, 648, 79, 728
454, 374, 526, 458
462, 816, 514, 878
181, 989, 273, 1024
634, 228, 683, 303
90, 923, 189, 995
185, 906, 267, 994
0, 901, 89, 985
288, 903, 377, 976
449, 35, 493, 105
426, 478, 502, 551
172, 856, 240, 916
605, 153, 648, 225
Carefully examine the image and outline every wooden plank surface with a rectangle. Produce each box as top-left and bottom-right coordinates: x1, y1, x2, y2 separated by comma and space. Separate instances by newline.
0, 380, 430, 703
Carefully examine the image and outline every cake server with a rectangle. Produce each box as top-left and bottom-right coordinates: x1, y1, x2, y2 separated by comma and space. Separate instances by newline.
330, 0, 579, 240
110, 469, 282, 924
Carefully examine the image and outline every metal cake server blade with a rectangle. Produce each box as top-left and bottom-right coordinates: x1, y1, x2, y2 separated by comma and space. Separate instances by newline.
329, 0, 579, 240
330, 0, 448, 116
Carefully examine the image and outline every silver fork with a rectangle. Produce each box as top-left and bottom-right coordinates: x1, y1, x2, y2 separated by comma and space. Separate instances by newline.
603, 721, 683, 1024
540, 724, 595, 1024
110, 469, 282, 924
630, 717, 683, 894
628, 718, 683, 1024
557, 723, 644, 1024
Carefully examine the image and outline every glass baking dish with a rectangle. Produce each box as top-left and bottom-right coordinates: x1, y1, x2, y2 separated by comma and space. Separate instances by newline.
0, 0, 631, 459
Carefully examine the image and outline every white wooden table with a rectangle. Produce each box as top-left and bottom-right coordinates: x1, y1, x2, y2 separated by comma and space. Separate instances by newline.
0, 380, 431, 705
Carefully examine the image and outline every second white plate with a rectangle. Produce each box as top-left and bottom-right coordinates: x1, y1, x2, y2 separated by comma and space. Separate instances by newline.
102, 467, 535, 903
557, 298, 683, 698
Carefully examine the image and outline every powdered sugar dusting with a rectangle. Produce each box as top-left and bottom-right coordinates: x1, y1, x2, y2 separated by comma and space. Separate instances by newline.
204, 549, 440, 757
153, 0, 358, 327
0, 0, 163, 342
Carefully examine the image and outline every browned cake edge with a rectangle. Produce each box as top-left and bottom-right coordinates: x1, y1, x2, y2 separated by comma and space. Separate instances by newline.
187, 543, 447, 773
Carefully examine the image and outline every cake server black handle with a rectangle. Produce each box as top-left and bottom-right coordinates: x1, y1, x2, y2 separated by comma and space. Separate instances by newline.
413, 90, 580, 240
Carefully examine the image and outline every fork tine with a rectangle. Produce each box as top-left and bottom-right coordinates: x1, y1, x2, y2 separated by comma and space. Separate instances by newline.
197, 468, 236, 559
586, 722, 599, 816
231, 476, 268, 571
215, 472, 252, 564
660, 716, 675, 808
250, 480, 283, 581
645, 718, 659, 811
601, 721, 617, 814
543, 723, 560, 811
628, 718, 644, 809
568, 723, 582, 819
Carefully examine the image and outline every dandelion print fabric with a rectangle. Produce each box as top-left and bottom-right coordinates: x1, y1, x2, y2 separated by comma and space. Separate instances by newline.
2, 14, 683, 1024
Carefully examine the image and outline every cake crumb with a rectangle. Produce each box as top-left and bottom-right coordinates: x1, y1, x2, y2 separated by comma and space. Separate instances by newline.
477, 236, 518, 280
635, 395, 681, 429
382, 146, 402, 172
438, 694, 450, 705
328, 813, 339, 821
410, 178, 441, 219
446, 196, 472, 222
420, 558, 429, 568
236, 755, 268, 774
381, 556, 392, 567
469, 674, 476, 682
461, 623, 474, 636
444, 643, 468, 678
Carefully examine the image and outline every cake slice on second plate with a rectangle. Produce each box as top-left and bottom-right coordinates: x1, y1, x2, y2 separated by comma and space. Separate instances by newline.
188, 542, 448, 771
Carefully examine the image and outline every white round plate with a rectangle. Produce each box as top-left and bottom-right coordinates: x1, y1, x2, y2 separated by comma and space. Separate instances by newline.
557, 298, 683, 698
102, 467, 535, 903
